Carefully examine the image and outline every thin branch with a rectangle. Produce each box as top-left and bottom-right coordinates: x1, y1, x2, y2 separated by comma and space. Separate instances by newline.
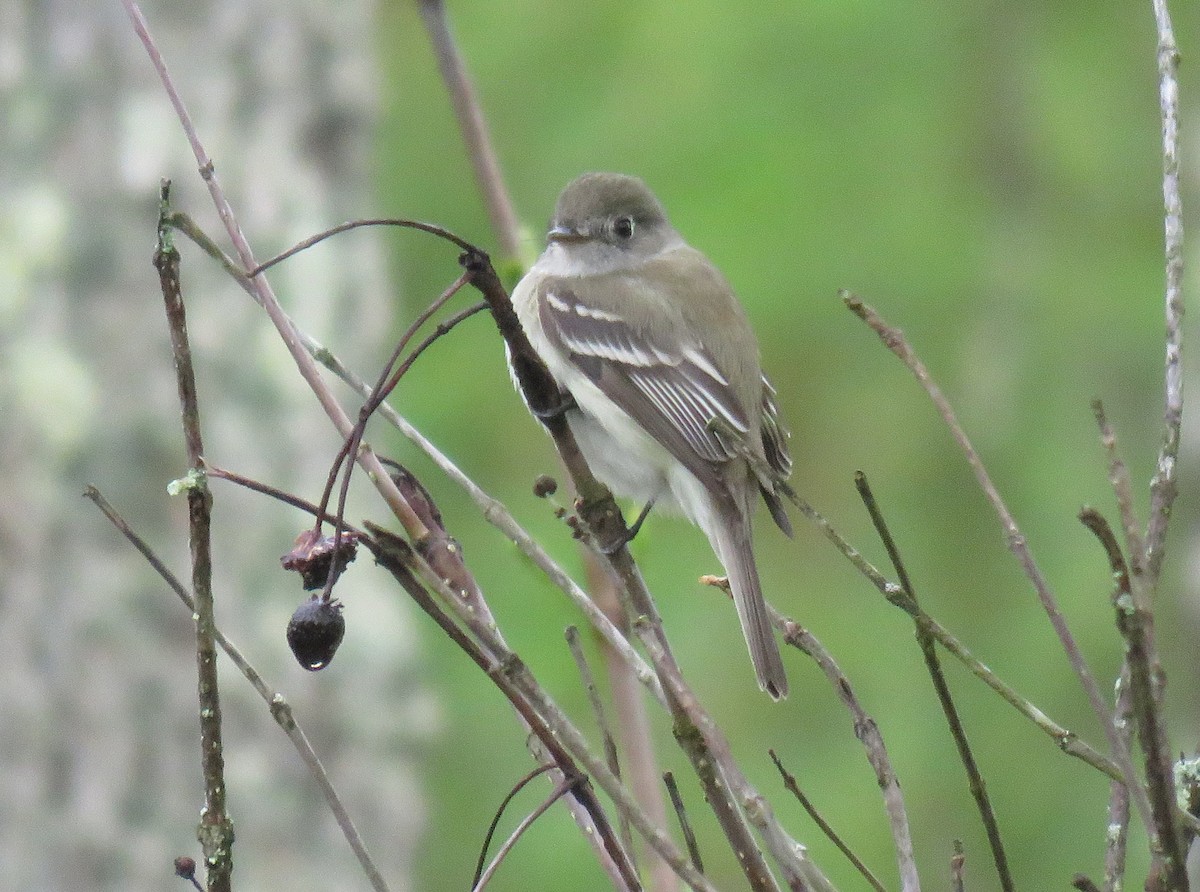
587, 559, 675, 892
1145, 0, 1184, 585
568, 624, 628, 792
662, 773, 704, 879
249, 218, 477, 276
950, 843, 966, 892
854, 471, 1012, 892
203, 463, 364, 535
472, 764, 556, 889
843, 290, 1153, 831
472, 779, 576, 892
416, 0, 524, 264
1080, 506, 1185, 888
366, 525, 711, 892
83, 487, 390, 892
790, 489, 1123, 782
1073, 503, 1136, 892
1103, 667, 1133, 892
317, 271, 472, 602
155, 185, 232, 892
123, 0, 437, 554
769, 751, 885, 892
777, 615, 917, 891
566, 626, 634, 861
1092, 401, 1147, 584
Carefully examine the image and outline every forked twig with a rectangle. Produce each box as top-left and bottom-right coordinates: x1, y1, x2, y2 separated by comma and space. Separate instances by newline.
472, 779, 577, 891
789, 491, 1122, 782
472, 764, 556, 889
843, 290, 1152, 832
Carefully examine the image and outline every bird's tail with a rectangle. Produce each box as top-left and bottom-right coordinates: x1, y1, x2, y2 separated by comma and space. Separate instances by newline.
709, 499, 789, 700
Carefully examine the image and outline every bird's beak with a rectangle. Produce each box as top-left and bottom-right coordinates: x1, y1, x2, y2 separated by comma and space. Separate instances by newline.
547, 224, 587, 244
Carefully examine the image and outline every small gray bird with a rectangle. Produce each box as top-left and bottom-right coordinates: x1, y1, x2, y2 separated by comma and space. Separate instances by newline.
511, 172, 794, 698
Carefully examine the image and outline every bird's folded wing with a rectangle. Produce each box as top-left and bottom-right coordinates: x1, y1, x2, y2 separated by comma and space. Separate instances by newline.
760, 375, 792, 479
538, 283, 748, 495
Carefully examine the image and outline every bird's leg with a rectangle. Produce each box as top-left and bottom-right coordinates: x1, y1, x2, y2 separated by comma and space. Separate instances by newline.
530, 387, 577, 422
598, 499, 655, 554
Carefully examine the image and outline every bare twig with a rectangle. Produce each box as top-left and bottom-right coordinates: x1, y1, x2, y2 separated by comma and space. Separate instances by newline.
778, 617, 917, 891
566, 626, 621, 783
854, 471, 1012, 891
473, 778, 577, 891
1103, 668, 1133, 892
472, 764, 556, 889
154, 184, 232, 892
83, 486, 390, 892
248, 218, 477, 276
1092, 402, 1147, 583
662, 773, 704, 879
587, 560, 675, 892
416, 0, 524, 264
791, 489, 1122, 782
1073, 507, 1135, 891
566, 626, 635, 863
204, 464, 363, 535
843, 290, 1152, 831
950, 843, 966, 892
770, 751, 885, 892
317, 271, 471, 603
1145, 0, 1183, 585
1080, 504, 1185, 888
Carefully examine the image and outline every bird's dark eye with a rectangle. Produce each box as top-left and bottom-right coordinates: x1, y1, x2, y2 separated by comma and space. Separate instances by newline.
612, 216, 635, 240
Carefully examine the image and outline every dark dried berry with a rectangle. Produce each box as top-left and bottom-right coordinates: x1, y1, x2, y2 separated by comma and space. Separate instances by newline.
533, 474, 558, 498
173, 856, 197, 879
286, 597, 345, 670
281, 529, 359, 591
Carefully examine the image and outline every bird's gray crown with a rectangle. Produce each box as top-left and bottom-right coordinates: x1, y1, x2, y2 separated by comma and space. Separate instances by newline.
550, 172, 670, 236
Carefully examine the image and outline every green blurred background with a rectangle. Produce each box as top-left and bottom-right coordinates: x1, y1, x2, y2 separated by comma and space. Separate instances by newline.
374, 3, 1190, 888
376, 2, 1198, 890
2, 1, 1198, 890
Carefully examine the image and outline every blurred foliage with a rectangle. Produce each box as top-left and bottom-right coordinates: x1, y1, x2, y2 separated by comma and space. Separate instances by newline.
373, 2, 1199, 890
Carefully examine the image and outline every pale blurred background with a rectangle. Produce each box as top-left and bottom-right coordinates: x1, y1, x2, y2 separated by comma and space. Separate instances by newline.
3, 1, 1200, 890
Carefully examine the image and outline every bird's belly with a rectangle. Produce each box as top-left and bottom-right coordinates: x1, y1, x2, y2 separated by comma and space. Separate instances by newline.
566, 403, 684, 515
